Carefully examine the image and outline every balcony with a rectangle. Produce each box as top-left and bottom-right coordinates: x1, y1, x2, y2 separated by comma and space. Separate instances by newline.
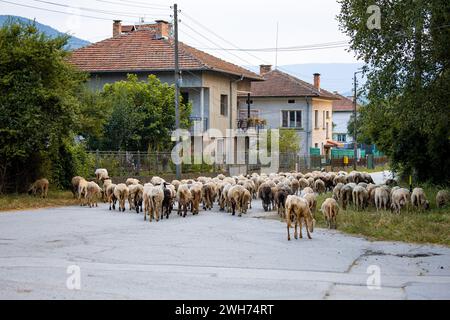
189, 116, 208, 135
237, 117, 267, 131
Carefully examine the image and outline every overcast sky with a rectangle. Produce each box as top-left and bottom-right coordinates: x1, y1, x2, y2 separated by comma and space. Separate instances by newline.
1, 0, 359, 66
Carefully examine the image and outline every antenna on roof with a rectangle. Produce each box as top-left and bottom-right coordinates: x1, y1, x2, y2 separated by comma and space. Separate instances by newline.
275, 22, 279, 70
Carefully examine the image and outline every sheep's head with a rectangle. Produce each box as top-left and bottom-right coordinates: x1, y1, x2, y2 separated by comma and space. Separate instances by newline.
423, 200, 430, 210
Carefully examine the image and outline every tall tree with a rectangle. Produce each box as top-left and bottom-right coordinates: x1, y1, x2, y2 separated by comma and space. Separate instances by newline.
0, 21, 87, 192
338, 0, 450, 183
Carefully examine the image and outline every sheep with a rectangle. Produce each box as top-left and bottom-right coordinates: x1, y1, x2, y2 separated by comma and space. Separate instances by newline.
228, 185, 246, 216
202, 182, 216, 211
219, 183, 232, 212
411, 188, 430, 211
301, 187, 314, 196
258, 182, 273, 212
320, 198, 339, 229
113, 184, 129, 212
332, 183, 344, 202
102, 179, 113, 202
303, 192, 317, 216
71, 176, 83, 198
128, 184, 144, 213
274, 188, 289, 217
189, 183, 203, 215
352, 185, 368, 210
151, 176, 165, 186
171, 180, 181, 192
177, 184, 192, 218
366, 184, 378, 207
285, 195, 315, 241
436, 190, 450, 208
106, 183, 117, 210
95, 168, 109, 182
145, 185, 164, 222
77, 178, 89, 206
28, 178, 49, 198
314, 179, 326, 194
161, 183, 174, 219
241, 188, 252, 214
340, 184, 353, 210
374, 186, 390, 211
290, 178, 300, 195
390, 188, 411, 214
243, 180, 256, 202
125, 178, 140, 186
86, 181, 102, 208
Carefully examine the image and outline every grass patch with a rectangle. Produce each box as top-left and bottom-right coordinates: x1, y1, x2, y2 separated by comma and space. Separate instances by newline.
0, 190, 78, 212
314, 185, 450, 246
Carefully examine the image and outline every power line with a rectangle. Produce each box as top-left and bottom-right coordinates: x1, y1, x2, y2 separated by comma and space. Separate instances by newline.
0, 0, 134, 22
93, 0, 170, 11
196, 42, 349, 52
117, 0, 168, 8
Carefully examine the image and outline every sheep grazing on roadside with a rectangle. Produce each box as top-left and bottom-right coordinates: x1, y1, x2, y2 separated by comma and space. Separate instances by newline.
411, 188, 430, 211
374, 186, 390, 211
228, 185, 247, 216
106, 183, 117, 210
28, 178, 49, 198
332, 183, 344, 202
258, 182, 273, 212
285, 195, 315, 241
390, 188, 411, 214
177, 184, 192, 218
77, 178, 89, 206
303, 192, 317, 216
95, 168, 109, 182
314, 179, 326, 194
86, 181, 102, 208
145, 185, 164, 222
71, 176, 83, 198
128, 184, 144, 213
366, 184, 378, 207
189, 183, 203, 215
321, 198, 339, 229
436, 190, 450, 209
125, 178, 140, 186
274, 188, 289, 217
340, 184, 353, 210
113, 184, 129, 212
352, 185, 368, 211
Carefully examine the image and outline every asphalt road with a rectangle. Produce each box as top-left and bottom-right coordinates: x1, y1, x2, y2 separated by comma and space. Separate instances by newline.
0, 171, 449, 300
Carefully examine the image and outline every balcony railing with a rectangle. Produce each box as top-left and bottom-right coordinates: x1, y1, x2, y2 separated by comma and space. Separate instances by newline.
237, 117, 267, 131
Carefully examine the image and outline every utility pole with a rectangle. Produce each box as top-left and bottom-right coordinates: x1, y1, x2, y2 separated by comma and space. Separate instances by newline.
353, 72, 357, 171
275, 22, 279, 69
173, 3, 181, 180
247, 93, 251, 120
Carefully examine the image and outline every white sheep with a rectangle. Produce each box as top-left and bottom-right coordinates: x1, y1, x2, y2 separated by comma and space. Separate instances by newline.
320, 198, 339, 229
113, 183, 129, 212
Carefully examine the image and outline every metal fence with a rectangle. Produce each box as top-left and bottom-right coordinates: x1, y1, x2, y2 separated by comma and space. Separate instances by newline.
88, 150, 389, 179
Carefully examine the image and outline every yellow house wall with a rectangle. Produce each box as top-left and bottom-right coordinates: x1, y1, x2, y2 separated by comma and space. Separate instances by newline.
311, 98, 333, 155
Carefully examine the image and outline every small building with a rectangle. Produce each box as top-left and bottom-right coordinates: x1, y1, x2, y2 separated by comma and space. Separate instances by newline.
237, 65, 338, 157
332, 93, 358, 145
68, 20, 262, 152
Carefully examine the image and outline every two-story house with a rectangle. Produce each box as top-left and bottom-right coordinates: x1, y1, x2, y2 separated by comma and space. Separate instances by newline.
69, 20, 262, 155
237, 65, 338, 157
332, 93, 358, 146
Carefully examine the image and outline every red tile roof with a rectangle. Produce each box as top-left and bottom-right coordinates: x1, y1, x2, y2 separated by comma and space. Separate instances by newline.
68, 29, 262, 80
332, 93, 359, 111
240, 69, 338, 100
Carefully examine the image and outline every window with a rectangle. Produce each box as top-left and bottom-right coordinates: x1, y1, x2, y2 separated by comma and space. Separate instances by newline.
281, 110, 302, 128
220, 95, 228, 116
314, 110, 319, 129
326, 111, 330, 119
288, 99, 296, 104
326, 122, 329, 139
337, 134, 346, 142
323, 111, 326, 129
315, 143, 319, 148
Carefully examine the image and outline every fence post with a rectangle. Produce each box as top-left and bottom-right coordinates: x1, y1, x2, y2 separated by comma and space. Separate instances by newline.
95, 149, 99, 170
137, 151, 141, 176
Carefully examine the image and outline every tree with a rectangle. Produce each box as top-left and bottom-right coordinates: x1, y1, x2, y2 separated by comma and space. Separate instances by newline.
0, 21, 88, 192
338, 0, 450, 184
94, 74, 191, 151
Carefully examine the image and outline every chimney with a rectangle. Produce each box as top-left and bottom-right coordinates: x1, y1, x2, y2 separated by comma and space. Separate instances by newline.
155, 20, 171, 39
260, 65, 272, 76
313, 73, 321, 91
113, 20, 122, 37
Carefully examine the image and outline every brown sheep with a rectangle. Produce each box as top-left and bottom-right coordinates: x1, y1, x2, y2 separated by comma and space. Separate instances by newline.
177, 184, 192, 218
321, 198, 339, 229
258, 182, 273, 212
332, 183, 344, 202
298, 178, 309, 190
303, 192, 317, 216
391, 188, 411, 214
145, 185, 164, 222
113, 184, 129, 212
189, 183, 203, 215
228, 185, 246, 216
106, 183, 117, 210
314, 179, 326, 194
285, 195, 315, 241
86, 181, 102, 208
374, 186, 390, 211
128, 184, 144, 212
274, 188, 289, 217
77, 178, 89, 206
95, 169, 109, 182
436, 190, 450, 208
28, 178, 49, 198
71, 176, 83, 198
202, 182, 216, 211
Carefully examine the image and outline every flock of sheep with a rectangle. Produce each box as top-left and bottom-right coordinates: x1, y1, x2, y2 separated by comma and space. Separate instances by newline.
29, 168, 450, 241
